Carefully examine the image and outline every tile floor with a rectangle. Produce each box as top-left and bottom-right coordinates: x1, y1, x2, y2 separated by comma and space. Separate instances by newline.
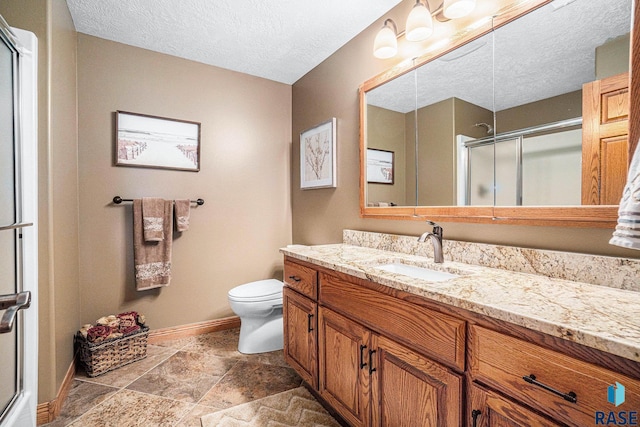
43, 328, 333, 426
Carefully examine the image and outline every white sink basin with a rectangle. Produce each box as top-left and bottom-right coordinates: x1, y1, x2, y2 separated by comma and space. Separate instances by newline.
374, 262, 459, 282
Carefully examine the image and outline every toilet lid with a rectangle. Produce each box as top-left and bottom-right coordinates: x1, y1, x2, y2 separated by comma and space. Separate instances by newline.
228, 279, 283, 301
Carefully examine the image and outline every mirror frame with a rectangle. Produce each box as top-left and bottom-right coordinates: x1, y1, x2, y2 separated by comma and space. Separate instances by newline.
360, 0, 636, 228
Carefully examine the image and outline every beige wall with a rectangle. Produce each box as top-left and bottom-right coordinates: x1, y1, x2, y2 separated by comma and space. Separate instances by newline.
417, 98, 454, 206
596, 33, 630, 79
77, 34, 292, 328
291, 0, 640, 259
50, 0, 80, 402
496, 90, 582, 132
366, 105, 406, 206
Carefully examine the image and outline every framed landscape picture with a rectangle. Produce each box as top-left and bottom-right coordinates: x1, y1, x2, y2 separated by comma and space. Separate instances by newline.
115, 111, 201, 172
300, 118, 337, 189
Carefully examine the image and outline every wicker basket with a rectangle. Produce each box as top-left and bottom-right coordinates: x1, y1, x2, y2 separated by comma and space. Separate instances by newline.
76, 326, 149, 377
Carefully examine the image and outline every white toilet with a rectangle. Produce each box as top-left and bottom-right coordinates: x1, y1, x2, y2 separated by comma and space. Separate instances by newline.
227, 279, 284, 354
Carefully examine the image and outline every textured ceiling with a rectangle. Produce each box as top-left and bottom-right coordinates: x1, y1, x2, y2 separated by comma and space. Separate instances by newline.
65, 0, 402, 85
367, 0, 632, 113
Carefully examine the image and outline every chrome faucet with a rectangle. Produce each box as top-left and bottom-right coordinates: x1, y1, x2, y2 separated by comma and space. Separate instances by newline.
418, 221, 444, 263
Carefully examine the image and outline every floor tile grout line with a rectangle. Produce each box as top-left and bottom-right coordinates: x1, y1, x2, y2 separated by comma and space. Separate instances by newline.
64, 385, 126, 426
74, 346, 180, 391
191, 358, 242, 408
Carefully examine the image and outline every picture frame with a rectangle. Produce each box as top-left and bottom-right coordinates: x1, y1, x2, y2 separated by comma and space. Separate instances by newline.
300, 118, 337, 189
367, 148, 394, 184
115, 110, 201, 172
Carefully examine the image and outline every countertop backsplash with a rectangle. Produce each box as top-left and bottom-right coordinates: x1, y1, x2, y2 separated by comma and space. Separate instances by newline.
343, 229, 640, 292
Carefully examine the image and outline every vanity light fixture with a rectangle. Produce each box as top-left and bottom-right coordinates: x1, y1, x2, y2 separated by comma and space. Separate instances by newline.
406, 0, 433, 42
373, 0, 476, 59
373, 18, 398, 59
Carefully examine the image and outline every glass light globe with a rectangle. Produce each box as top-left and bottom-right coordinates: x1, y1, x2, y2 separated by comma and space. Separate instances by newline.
373, 20, 398, 59
406, 1, 433, 42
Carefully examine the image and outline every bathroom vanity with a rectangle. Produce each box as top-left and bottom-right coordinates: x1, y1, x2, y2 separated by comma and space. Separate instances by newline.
281, 231, 640, 427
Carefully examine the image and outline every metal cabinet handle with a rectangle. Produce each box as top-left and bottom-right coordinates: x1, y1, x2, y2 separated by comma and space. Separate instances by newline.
523, 374, 577, 403
471, 409, 481, 427
368, 349, 377, 374
0, 291, 31, 333
288, 275, 301, 282
360, 345, 368, 369
307, 313, 314, 332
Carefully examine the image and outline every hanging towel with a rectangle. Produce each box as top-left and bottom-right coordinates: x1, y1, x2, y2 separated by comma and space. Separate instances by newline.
610, 140, 640, 250
142, 197, 165, 241
133, 199, 173, 290
174, 199, 191, 232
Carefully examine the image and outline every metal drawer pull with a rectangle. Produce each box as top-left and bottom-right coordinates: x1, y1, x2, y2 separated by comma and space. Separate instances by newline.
0, 291, 31, 334
307, 313, 314, 332
471, 409, 481, 427
368, 349, 377, 374
288, 275, 301, 282
360, 345, 368, 369
523, 374, 577, 403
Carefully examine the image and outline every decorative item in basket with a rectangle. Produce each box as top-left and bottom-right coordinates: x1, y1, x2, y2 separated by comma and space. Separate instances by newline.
75, 311, 149, 377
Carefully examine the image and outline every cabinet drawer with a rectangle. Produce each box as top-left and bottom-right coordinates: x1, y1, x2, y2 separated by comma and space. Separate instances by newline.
469, 325, 640, 427
320, 272, 466, 370
284, 259, 317, 299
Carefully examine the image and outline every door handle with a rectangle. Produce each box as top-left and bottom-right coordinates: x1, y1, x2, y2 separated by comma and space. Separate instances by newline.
368, 349, 377, 374
307, 313, 314, 332
360, 345, 368, 369
471, 409, 481, 427
0, 291, 31, 333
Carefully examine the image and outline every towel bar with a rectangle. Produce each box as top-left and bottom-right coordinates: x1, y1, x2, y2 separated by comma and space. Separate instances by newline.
112, 196, 204, 206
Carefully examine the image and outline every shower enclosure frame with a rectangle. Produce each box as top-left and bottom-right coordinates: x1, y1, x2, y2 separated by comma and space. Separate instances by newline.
461, 117, 583, 206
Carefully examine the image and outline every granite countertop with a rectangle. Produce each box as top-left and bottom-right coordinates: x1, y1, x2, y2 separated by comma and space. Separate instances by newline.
280, 243, 640, 363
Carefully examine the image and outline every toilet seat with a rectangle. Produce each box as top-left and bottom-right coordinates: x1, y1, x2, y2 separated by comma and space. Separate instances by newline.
228, 279, 283, 303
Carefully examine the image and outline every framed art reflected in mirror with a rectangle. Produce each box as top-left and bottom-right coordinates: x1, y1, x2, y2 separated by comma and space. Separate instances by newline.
367, 148, 394, 184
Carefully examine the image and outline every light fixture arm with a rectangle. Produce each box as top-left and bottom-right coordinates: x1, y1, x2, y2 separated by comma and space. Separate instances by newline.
383, 18, 397, 34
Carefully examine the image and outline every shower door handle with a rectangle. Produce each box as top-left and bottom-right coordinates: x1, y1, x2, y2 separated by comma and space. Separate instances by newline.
0, 222, 33, 231
0, 291, 31, 333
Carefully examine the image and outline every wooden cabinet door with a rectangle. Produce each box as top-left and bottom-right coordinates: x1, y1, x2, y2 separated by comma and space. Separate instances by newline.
319, 307, 371, 427
469, 384, 562, 427
371, 334, 462, 427
582, 72, 629, 205
283, 287, 318, 389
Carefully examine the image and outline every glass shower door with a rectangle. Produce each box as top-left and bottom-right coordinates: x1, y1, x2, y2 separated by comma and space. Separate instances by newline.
0, 23, 19, 420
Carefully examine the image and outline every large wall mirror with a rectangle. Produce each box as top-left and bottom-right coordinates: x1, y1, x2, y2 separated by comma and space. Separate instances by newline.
360, 0, 633, 227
